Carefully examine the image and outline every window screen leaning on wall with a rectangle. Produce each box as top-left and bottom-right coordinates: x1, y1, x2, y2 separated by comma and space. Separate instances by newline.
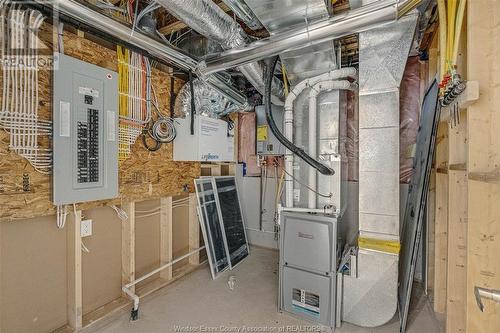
195, 176, 249, 279
213, 177, 249, 268
195, 178, 230, 279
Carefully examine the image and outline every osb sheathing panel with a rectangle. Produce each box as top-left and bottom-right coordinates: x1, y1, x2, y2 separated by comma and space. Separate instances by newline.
0, 23, 200, 222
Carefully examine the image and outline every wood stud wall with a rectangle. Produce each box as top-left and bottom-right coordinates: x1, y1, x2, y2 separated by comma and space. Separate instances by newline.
0, 17, 238, 332
428, 1, 500, 332
466, 1, 500, 332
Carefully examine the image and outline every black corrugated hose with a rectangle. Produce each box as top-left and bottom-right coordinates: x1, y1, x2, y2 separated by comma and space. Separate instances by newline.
264, 56, 335, 176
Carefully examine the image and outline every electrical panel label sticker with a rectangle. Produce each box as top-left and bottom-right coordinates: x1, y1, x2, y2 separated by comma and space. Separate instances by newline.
107, 111, 116, 142
60, 101, 71, 137
79, 86, 99, 98
257, 125, 268, 141
292, 288, 320, 318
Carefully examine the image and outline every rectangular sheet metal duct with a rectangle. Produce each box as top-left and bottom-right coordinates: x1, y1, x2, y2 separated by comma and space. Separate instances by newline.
243, 0, 337, 86
342, 12, 418, 327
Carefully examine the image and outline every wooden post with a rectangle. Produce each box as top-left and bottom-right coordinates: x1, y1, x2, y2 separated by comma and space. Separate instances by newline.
434, 117, 450, 313
466, 1, 500, 331
188, 193, 200, 265
122, 202, 135, 293
67, 210, 83, 330
426, 169, 436, 295
446, 170, 468, 333
160, 197, 173, 280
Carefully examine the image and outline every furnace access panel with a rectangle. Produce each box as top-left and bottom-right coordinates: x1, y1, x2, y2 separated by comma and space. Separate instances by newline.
53, 54, 119, 205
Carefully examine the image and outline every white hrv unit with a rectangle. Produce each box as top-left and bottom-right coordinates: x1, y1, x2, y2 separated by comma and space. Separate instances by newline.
173, 115, 235, 162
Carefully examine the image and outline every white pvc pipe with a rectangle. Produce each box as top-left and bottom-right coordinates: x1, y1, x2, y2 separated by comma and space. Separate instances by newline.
283, 68, 357, 209
307, 80, 358, 209
278, 204, 336, 217
308, 93, 317, 209
122, 246, 206, 311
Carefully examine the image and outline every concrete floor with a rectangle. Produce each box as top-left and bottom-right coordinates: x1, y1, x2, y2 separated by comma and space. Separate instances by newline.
93, 247, 443, 333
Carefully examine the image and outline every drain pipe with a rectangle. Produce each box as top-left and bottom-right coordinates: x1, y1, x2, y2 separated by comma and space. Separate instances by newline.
200, 0, 421, 75
283, 68, 357, 208
33, 0, 249, 108
123, 246, 206, 320
307, 80, 358, 209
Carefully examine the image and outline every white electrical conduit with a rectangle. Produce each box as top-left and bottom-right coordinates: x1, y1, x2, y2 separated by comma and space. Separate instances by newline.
123, 246, 206, 312
0, 4, 51, 173
283, 67, 357, 208
307, 80, 358, 209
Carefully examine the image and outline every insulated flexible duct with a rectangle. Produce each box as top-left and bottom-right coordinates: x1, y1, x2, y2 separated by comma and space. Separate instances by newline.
174, 78, 239, 118
155, 0, 284, 105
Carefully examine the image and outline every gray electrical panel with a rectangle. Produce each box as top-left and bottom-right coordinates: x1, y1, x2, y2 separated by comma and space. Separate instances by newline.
279, 212, 337, 328
53, 53, 119, 205
255, 105, 285, 155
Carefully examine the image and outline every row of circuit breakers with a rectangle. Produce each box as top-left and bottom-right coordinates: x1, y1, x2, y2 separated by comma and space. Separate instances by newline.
53, 54, 119, 205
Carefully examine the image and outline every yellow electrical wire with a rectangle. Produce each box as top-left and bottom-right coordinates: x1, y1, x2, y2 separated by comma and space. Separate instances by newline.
437, 0, 447, 81
117, 45, 131, 162
452, 0, 467, 65
281, 63, 289, 98
447, 0, 457, 65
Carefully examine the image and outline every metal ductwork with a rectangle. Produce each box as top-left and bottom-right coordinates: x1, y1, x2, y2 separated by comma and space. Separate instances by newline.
155, 0, 284, 105
175, 78, 239, 118
199, 0, 422, 75
342, 12, 419, 327
33, 0, 249, 109
221, 0, 263, 30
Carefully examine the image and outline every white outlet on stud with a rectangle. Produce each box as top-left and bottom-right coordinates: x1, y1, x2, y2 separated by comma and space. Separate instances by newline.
81, 219, 93, 238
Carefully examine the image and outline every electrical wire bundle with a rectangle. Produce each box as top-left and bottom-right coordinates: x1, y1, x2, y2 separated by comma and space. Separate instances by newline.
0, 3, 52, 174
141, 83, 176, 151
437, 0, 467, 107
135, 197, 190, 219
117, 45, 152, 161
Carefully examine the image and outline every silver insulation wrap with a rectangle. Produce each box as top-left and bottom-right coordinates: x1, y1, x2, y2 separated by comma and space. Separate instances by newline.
155, 0, 284, 105
175, 79, 240, 118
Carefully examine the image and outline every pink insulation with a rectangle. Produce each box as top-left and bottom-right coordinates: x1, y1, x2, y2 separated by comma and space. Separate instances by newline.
400, 56, 422, 184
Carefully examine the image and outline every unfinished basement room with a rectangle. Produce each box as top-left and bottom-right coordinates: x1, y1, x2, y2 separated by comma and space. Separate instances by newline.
0, 0, 498, 332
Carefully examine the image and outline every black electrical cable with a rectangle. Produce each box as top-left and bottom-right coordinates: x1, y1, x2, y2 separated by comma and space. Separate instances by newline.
170, 76, 175, 118
264, 56, 335, 176
142, 126, 162, 152
189, 71, 196, 135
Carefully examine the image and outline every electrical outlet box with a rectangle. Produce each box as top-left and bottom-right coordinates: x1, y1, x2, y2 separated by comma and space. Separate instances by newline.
81, 219, 93, 238
53, 53, 119, 205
